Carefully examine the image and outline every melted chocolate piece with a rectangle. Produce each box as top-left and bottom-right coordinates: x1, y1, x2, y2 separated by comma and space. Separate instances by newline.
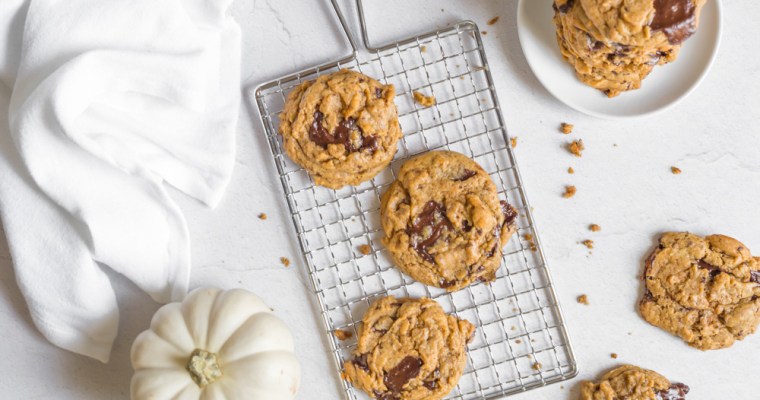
308, 111, 378, 153
650, 0, 697, 45
407, 201, 453, 263
375, 88, 383, 99
453, 169, 477, 182
383, 356, 423, 393
697, 259, 721, 278
462, 220, 472, 233
553, 0, 574, 14
352, 354, 370, 373
485, 244, 497, 258
422, 380, 438, 390
592, 40, 605, 50
500, 200, 518, 226
750, 270, 760, 284
439, 279, 457, 288
655, 382, 690, 400
373, 390, 398, 400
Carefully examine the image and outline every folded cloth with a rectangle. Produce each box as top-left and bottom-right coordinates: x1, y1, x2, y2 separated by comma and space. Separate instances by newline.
0, 0, 241, 362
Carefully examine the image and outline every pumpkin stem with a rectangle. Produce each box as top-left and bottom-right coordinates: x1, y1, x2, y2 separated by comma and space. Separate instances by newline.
187, 349, 223, 388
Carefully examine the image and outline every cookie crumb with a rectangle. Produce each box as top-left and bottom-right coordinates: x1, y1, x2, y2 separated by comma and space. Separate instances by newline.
567, 166, 575, 174
532, 362, 542, 370
610, 353, 618, 359
671, 166, 682, 174
420, 45, 427, 53
258, 213, 267, 220
280, 257, 291, 267
568, 139, 584, 157
515, 339, 522, 344
560, 123, 573, 134
523, 234, 537, 251
563, 185, 577, 198
487, 16, 500, 25
589, 224, 601, 232
510, 137, 518, 148
577, 294, 589, 305
481, 30, 488, 35
582, 239, 594, 249
334, 329, 353, 340
358, 244, 372, 255
413, 91, 436, 107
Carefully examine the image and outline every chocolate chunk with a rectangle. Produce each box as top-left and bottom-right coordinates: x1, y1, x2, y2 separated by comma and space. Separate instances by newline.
376, 88, 383, 99
383, 356, 423, 393
656, 382, 690, 400
697, 259, 721, 278
422, 379, 438, 390
407, 201, 453, 263
452, 169, 477, 181
439, 278, 457, 288
308, 111, 377, 153
500, 200, 518, 226
750, 270, 760, 284
485, 244, 497, 258
462, 220, 472, 233
352, 354, 370, 373
373, 390, 398, 400
592, 40, 605, 50
553, 0, 574, 14
650, 0, 697, 45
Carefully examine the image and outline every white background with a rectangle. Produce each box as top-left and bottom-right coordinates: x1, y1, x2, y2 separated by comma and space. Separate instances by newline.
1, 0, 758, 399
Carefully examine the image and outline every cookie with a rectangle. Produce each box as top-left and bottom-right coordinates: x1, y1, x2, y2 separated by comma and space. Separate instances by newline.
380, 151, 518, 291
581, 365, 689, 400
279, 69, 401, 188
343, 296, 475, 400
553, 0, 706, 97
639, 232, 760, 350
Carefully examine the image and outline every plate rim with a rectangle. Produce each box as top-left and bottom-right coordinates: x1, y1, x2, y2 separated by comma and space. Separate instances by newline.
516, 0, 724, 120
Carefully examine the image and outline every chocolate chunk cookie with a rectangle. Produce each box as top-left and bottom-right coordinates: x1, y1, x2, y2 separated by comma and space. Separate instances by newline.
380, 151, 518, 291
343, 296, 475, 400
279, 69, 401, 189
553, 0, 706, 97
581, 365, 689, 400
639, 232, 760, 350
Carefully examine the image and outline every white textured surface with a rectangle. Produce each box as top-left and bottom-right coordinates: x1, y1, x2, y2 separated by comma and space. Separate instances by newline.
0, 0, 758, 399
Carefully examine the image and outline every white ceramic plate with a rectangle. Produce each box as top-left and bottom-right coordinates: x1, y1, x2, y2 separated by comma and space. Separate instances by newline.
516, 0, 722, 119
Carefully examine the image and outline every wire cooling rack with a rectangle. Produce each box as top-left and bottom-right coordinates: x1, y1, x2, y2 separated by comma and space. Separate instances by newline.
254, 1, 577, 399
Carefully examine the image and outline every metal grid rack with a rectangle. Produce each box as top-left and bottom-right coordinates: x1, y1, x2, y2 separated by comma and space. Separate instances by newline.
254, 1, 577, 398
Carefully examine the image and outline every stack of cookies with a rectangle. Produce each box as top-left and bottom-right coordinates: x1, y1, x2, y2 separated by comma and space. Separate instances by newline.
280, 69, 518, 400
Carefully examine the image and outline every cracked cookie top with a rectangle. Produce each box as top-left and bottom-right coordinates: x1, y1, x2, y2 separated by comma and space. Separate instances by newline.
581, 365, 689, 400
639, 232, 760, 350
342, 296, 475, 400
380, 151, 517, 291
279, 69, 401, 189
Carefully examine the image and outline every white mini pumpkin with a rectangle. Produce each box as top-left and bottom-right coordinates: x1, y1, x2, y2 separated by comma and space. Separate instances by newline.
130, 287, 300, 400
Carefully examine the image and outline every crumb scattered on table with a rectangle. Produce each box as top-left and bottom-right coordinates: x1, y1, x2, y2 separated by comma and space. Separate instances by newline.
358, 244, 372, 255
671, 166, 682, 174
577, 294, 589, 305
280, 257, 291, 267
515, 339, 522, 344
568, 139, 584, 157
511, 326, 516, 331
532, 362, 542, 370
334, 329, 353, 340
582, 239, 594, 249
258, 213, 267, 220
589, 224, 601, 232
563, 185, 577, 198
413, 91, 436, 107
510, 137, 518, 148
611, 353, 618, 359
481, 30, 488, 35
420, 45, 427, 53
560, 123, 574, 134
567, 166, 575, 174
487, 16, 500, 25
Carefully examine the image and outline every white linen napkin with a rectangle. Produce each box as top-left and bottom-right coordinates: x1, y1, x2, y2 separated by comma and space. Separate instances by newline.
0, 0, 241, 362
